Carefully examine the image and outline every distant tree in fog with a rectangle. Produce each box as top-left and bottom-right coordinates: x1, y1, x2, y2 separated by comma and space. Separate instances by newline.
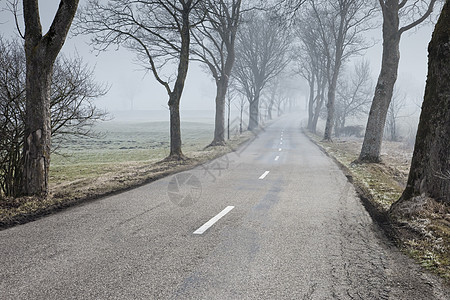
391, 0, 449, 212
334, 60, 373, 137
0, 37, 107, 198
191, 0, 243, 146
308, 0, 376, 141
294, 10, 328, 134
234, 92, 247, 134
233, 12, 291, 130
75, 0, 201, 160
359, 0, 440, 163
384, 88, 407, 142
262, 79, 282, 121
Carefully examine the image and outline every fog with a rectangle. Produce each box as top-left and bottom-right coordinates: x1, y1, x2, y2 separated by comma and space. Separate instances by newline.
0, 0, 436, 120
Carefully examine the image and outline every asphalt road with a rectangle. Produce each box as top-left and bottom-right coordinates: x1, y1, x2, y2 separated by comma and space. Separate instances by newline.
1, 114, 449, 299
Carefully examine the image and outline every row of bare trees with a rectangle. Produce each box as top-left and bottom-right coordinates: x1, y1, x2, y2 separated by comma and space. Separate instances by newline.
1, 0, 291, 198
1, 0, 448, 207
297, 0, 440, 149
297, 0, 448, 206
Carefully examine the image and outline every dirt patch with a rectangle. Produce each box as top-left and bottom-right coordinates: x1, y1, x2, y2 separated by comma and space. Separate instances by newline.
304, 130, 450, 284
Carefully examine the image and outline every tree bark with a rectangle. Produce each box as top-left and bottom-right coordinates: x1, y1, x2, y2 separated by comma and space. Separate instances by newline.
239, 103, 244, 133
323, 73, 337, 141
311, 78, 326, 133
359, 3, 400, 162
268, 101, 274, 120
22, 0, 79, 196
227, 99, 230, 140
22, 53, 53, 197
248, 97, 259, 131
167, 8, 191, 160
168, 100, 183, 159
210, 78, 228, 146
392, 1, 450, 208
307, 75, 315, 130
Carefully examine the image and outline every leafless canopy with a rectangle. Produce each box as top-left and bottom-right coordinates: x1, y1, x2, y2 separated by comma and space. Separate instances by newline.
233, 12, 291, 129
335, 60, 373, 135
75, 0, 202, 94
233, 12, 291, 101
191, 0, 242, 81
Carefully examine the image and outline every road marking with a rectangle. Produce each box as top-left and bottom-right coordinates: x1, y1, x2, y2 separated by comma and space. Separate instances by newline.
193, 206, 234, 235
281, 137, 283, 141
279, 148, 282, 151
275, 156, 280, 161
259, 171, 270, 179
280, 142, 283, 145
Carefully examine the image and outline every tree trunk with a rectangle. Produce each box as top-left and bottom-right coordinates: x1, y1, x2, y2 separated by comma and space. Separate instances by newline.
359, 5, 400, 162
22, 53, 53, 196
168, 99, 184, 159
323, 79, 336, 141
268, 101, 274, 120
210, 79, 227, 146
334, 117, 341, 138
239, 104, 243, 133
227, 100, 230, 140
248, 97, 259, 131
392, 2, 450, 209
21, 0, 79, 196
323, 46, 343, 142
311, 94, 323, 134
307, 75, 315, 130
166, 9, 190, 160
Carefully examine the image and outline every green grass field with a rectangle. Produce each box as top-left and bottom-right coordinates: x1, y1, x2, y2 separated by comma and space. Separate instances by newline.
50, 121, 216, 183
1, 118, 252, 228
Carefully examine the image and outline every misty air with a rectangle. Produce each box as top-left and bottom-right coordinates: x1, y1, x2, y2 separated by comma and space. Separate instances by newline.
0, 0, 449, 299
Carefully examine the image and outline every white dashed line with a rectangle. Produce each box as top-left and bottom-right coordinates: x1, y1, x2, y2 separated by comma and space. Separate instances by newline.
279, 148, 282, 151
193, 206, 235, 235
259, 171, 270, 179
275, 156, 280, 161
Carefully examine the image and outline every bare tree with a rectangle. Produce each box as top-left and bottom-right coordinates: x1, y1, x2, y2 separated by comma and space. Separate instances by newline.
391, 0, 449, 212
275, 94, 288, 117
0, 38, 24, 198
359, 0, 439, 162
233, 12, 291, 130
384, 87, 407, 141
191, 0, 242, 146
262, 79, 281, 121
225, 83, 237, 140
75, 0, 201, 160
16, 0, 80, 196
268, 0, 308, 21
309, 0, 375, 141
334, 60, 373, 136
234, 91, 247, 134
0, 37, 107, 198
294, 11, 328, 133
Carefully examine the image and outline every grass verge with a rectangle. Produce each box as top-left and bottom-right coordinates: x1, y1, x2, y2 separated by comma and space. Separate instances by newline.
0, 131, 254, 229
304, 130, 449, 284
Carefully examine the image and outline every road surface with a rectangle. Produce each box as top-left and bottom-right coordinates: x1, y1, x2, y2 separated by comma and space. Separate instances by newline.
1, 114, 448, 299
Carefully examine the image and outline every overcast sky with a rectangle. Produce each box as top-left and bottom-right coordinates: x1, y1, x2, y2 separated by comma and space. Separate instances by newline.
0, 0, 438, 114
